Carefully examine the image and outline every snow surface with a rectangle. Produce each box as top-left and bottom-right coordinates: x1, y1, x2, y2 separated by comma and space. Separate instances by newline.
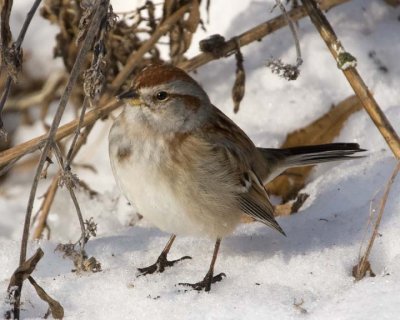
1, 0, 400, 319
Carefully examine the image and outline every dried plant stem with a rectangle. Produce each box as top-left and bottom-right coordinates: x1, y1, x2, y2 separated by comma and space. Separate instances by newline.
32, 175, 59, 240
0, 100, 120, 170
0, 0, 43, 131
32, 121, 96, 240
274, 0, 302, 65
0, 77, 12, 131
179, 0, 348, 72
20, 0, 108, 265
108, 2, 192, 94
14, 0, 42, 46
354, 161, 400, 280
301, 0, 400, 159
52, 143, 87, 247
65, 96, 90, 167
8, 1, 109, 317
0, 0, 350, 172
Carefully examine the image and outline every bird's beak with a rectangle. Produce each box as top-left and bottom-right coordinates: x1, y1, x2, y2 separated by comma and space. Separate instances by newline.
116, 89, 143, 106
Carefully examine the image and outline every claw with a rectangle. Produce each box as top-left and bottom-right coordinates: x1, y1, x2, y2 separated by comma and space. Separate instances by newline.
179, 272, 226, 292
137, 254, 192, 276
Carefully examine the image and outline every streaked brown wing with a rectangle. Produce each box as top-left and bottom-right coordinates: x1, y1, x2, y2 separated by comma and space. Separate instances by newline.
200, 106, 285, 235
239, 171, 285, 235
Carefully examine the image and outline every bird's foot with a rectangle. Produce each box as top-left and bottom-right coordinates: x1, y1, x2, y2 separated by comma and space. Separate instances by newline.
137, 253, 192, 276
179, 271, 226, 292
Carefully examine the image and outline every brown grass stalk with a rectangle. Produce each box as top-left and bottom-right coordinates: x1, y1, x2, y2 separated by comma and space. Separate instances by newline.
32, 175, 59, 239
31, 120, 97, 241
179, 0, 349, 71
353, 161, 400, 280
6, 1, 109, 318
19, 0, 109, 264
301, 0, 400, 159
0, 0, 43, 133
0, 100, 121, 171
107, 2, 193, 95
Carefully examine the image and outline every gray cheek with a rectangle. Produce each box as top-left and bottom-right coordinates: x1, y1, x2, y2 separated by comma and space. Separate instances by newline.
109, 134, 123, 146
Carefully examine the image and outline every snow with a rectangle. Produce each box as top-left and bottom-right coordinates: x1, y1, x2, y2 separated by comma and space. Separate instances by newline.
1, 0, 400, 319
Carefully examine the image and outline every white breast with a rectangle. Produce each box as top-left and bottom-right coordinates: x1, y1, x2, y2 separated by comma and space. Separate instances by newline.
109, 124, 207, 236
109, 109, 242, 238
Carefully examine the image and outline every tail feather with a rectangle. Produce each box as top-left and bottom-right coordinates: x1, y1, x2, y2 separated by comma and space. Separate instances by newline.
257, 143, 366, 182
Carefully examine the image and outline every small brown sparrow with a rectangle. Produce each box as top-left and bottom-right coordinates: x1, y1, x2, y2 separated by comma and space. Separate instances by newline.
109, 64, 364, 291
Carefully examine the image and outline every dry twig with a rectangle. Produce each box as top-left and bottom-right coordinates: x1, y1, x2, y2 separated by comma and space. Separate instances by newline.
108, 2, 193, 95
0, 0, 43, 135
32, 175, 59, 240
301, 0, 400, 159
5, 1, 109, 317
19, 0, 108, 263
266, 0, 303, 80
179, 0, 349, 72
0, 99, 121, 172
353, 161, 400, 280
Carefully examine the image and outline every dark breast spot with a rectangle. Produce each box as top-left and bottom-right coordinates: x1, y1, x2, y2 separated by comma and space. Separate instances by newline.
117, 145, 132, 162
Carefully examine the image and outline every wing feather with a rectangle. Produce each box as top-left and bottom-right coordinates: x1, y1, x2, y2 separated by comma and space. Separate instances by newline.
200, 106, 285, 235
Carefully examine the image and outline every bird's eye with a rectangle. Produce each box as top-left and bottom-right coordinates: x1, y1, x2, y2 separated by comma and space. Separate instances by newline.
155, 91, 168, 101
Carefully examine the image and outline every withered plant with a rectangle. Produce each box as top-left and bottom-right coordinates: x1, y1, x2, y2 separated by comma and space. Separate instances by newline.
0, 0, 399, 318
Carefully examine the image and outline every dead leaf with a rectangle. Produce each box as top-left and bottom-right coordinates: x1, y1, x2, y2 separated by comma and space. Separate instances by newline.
8, 248, 44, 289
232, 41, 245, 113
28, 276, 64, 319
5, 248, 44, 319
274, 193, 309, 216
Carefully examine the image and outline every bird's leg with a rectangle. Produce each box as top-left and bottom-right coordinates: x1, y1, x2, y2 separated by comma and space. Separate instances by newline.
137, 235, 191, 276
179, 238, 226, 292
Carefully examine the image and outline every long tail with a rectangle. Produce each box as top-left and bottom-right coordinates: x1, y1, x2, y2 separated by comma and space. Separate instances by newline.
257, 143, 366, 182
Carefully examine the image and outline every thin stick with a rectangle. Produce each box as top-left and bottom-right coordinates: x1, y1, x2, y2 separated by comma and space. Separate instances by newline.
0, 0, 43, 129
354, 161, 400, 280
52, 142, 87, 247
7, 2, 108, 315
65, 96, 90, 167
301, 0, 400, 159
0, 77, 12, 133
108, 3, 192, 94
0, 100, 121, 170
32, 175, 59, 240
19, 0, 108, 265
14, 0, 42, 48
32, 122, 95, 240
179, 0, 348, 72
274, 0, 302, 66
0, 0, 349, 171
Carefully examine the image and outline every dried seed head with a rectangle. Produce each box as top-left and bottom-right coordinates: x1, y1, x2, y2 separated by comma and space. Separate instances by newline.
199, 34, 226, 57
266, 58, 300, 81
